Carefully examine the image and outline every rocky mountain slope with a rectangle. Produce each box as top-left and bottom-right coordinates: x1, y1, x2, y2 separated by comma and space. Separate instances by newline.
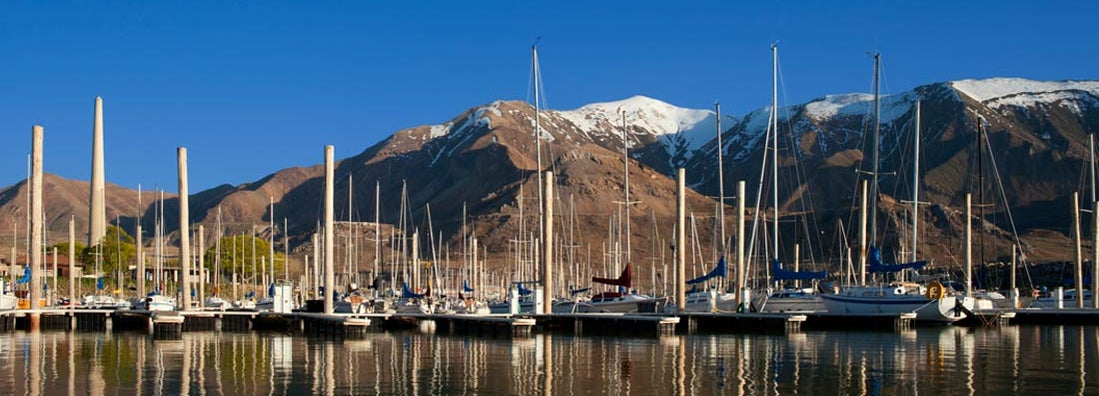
2, 78, 1096, 282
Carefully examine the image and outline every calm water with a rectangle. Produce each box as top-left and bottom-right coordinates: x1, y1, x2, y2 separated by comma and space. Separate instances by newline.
1, 325, 1097, 395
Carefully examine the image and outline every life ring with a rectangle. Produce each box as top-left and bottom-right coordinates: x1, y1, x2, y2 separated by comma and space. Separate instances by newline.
925, 282, 946, 300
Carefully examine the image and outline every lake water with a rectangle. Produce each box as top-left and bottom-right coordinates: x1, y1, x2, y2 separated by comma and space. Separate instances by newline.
1, 325, 1097, 395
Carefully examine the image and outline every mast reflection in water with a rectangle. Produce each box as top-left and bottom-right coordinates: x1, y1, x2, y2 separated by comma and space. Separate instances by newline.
0, 326, 1097, 395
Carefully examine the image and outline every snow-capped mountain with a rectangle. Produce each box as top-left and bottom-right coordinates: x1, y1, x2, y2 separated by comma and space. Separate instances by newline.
3, 78, 1097, 269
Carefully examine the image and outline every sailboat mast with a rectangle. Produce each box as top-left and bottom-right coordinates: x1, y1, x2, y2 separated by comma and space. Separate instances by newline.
870, 53, 881, 247
374, 181, 381, 290
771, 44, 780, 260
269, 197, 275, 286
716, 103, 726, 256
622, 110, 631, 263
347, 174, 353, 289
912, 101, 920, 263
532, 42, 544, 259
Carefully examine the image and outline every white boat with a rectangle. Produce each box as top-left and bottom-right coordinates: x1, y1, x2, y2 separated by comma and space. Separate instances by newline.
676, 289, 738, 313
821, 282, 973, 323
133, 294, 176, 311
758, 287, 826, 313
395, 299, 432, 314
204, 296, 230, 310
82, 295, 132, 309
579, 292, 665, 313
1029, 289, 1094, 308
0, 294, 16, 310
0, 281, 16, 310
334, 294, 368, 314
232, 299, 257, 310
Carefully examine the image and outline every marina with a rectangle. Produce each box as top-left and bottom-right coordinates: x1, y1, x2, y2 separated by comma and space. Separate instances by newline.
2, 2, 1099, 395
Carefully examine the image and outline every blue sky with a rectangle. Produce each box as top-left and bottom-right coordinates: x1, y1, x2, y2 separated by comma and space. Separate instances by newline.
1, 1, 1095, 192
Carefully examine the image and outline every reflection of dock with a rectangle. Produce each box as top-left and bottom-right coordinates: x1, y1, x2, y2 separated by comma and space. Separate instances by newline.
676, 312, 804, 334
1010, 308, 1099, 325
803, 312, 917, 332
537, 313, 680, 335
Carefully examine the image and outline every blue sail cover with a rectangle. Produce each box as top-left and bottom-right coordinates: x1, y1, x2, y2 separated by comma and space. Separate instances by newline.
517, 283, 532, 296
15, 265, 30, 284
686, 257, 727, 285
96, 277, 105, 290
771, 259, 828, 281
867, 246, 926, 273
402, 283, 426, 299
462, 280, 475, 293
569, 287, 591, 296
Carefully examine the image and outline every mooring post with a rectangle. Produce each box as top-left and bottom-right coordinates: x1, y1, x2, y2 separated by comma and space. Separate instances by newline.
676, 168, 686, 313
323, 145, 335, 314
542, 171, 554, 315
178, 147, 192, 311
30, 125, 44, 330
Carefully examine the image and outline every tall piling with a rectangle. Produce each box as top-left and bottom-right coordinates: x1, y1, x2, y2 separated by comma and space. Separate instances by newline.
736, 180, 746, 305
198, 225, 205, 306
323, 145, 335, 314
542, 171, 554, 314
30, 125, 44, 329
89, 97, 106, 246
68, 216, 75, 310
675, 168, 686, 312
178, 147, 192, 311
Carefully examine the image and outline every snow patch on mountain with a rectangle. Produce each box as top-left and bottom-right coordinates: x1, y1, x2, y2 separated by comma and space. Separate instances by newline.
952, 78, 1099, 111
557, 95, 717, 150
802, 92, 915, 124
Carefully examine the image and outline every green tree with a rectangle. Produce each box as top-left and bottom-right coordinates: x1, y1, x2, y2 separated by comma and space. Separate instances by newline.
80, 225, 135, 278
52, 241, 87, 262
203, 235, 285, 282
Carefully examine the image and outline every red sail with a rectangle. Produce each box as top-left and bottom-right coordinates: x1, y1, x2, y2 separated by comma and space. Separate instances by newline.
591, 264, 632, 288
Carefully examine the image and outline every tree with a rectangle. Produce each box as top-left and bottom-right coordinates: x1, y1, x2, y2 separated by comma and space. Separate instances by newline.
80, 225, 135, 278
52, 241, 87, 263
203, 235, 285, 282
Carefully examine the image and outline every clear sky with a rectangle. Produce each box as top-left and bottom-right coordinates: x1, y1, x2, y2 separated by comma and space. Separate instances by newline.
1, 1, 1095, 192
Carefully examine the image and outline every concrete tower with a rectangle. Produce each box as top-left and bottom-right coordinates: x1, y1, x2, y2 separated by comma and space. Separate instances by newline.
88, 97, 106, 246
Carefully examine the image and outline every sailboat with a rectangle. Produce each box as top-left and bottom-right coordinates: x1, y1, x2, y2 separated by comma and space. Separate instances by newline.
204, 206, 230, 310
134, 188, 177, 311
819, 53, 974, 323
749, 44, 828, 313
0, 279, 16, 310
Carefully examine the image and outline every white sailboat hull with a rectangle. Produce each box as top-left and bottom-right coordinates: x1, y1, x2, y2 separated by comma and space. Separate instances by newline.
820, 292, 972, 323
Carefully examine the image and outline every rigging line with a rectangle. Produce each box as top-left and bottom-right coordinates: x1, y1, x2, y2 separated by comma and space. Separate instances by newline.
981, 119, 1025, 254
745, 95, 775, 282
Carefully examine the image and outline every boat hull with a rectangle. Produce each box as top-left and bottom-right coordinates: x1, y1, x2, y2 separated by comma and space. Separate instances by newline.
820, 293, 972, 323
